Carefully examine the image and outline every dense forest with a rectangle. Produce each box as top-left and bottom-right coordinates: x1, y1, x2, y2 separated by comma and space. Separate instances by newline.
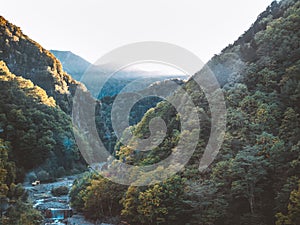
0, 0, 299, 224
0, 61, 85, 179
0, 11, 186, 225
0, 16, 88, 224
0, 61, 82, 224
0, 14, 91, 178
0, 16, 85, 114
70, 0, 300, 224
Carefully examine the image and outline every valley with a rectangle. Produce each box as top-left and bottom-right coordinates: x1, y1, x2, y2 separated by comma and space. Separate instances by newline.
0, 0, 300, 224
24, 174, 113, 225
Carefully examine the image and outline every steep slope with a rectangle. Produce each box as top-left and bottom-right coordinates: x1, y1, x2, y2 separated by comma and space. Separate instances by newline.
96, 78, 185, 154
71, 0, 300, 224
119, 0, 300, 224
0, 16, 85, 113
0, 61, 85, 181
0, 60, 87, 224
0, 139, 43, 224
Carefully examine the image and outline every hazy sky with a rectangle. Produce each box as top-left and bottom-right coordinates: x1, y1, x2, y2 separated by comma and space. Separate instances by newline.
1, 0, 274, 64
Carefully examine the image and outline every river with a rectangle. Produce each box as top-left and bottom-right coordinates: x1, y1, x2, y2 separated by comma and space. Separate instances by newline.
24, 175, 113, 225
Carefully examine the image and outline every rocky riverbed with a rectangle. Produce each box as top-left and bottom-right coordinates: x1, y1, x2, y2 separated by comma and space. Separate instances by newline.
24, 175, 114, 225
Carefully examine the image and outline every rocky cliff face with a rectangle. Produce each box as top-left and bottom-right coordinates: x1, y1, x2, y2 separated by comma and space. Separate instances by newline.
0, 16, 85, 113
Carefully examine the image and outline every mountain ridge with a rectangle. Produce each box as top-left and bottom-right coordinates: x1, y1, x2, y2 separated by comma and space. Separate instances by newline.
0, 16, 86, 113
50, 50, 91, 81
70, 1, 300, 224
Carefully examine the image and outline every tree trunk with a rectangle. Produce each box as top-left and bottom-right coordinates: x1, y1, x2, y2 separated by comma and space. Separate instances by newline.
249, 195, 254, 214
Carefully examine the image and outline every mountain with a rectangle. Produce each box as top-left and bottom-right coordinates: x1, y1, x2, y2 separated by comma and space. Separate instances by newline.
0, 15, 90, 175
0, 60, 87, 224
95, 78, 186, 154
49, 49, 188, 155
0, 17, 89, 224
71, 0, 300, 224
50, 50, 188, 98
0, 60, 85, 179
94, 71, 187, 99
0, 16, 85, 113
50, 50, 91, 81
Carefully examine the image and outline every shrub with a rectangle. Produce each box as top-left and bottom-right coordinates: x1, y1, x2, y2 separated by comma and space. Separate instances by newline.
51, 186, 69, 196
55, 166, 66, 178
27, 172, 37, 183
36, 170, 50, 182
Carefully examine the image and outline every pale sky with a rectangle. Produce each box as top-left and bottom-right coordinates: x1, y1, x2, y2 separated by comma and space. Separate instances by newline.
0, 0, 274, 64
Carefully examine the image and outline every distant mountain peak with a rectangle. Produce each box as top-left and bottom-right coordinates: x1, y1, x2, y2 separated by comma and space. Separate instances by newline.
50, 50, 91, 81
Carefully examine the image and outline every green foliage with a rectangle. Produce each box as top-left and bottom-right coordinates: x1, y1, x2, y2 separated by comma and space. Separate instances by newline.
0, 61, 85, 180
69, 1, 300, 224
51, 186, 69, 196
95, 95, 164, 155
70, 173, 126, 220
1, 200, 43, 225
276, 180, 300, 225
121, 175, 186, 225
0, 139, 14, 198
114, 1, 300, 224
0, 139, 42, 224
69, 172, 95, 211
83, 177, 126, 219
230, 146, 269, 215
0, 16, 84, 114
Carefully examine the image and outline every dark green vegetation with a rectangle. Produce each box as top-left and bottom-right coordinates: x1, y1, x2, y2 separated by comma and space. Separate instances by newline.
0, 16, 88, 223
0, 62, 85, 180
51, 186, 69, 197
0, 15, 89, 177
51, 48, 187, 155
70, 0, 300, 224
0, 138, 43, 225
96, 79, 185, 154
0, 0, 299, 224
0, 61, 85, 223
95, 95, 164, 154
0, 16, 85, 114
0, 13, 185, 224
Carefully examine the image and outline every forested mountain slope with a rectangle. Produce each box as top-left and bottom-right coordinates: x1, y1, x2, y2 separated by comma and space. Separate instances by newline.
0, 61, 87, 224
71, 0, 300, 224
0, 61, 85, 181
0, 16, 85, 113
0, 15, 91, 224
0, 16, 88, 181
